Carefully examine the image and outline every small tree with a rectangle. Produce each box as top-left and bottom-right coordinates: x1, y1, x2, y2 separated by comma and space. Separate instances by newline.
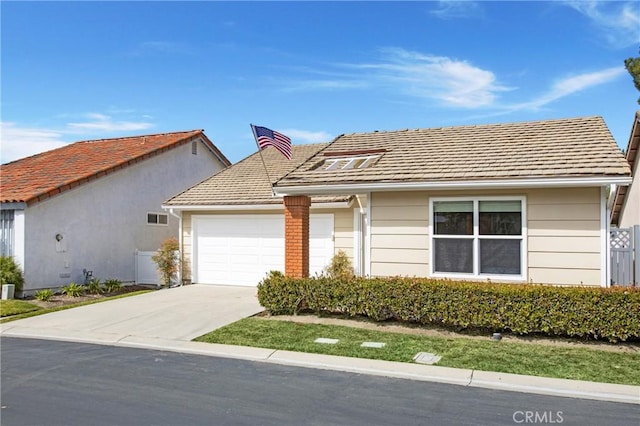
322, 250, 355, 281
0, 256, 24, 292
152, 238, 180, 287
625, 49, 640, 104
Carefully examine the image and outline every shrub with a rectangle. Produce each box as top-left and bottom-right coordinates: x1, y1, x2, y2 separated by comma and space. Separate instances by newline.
61, 282, 84, 297
152, 238, 180, 287
103, 279, 122, 293
322, 250, 355, 281
34, 289, 54, 301
0, 256, 24, 292
86, 278, 103, 294
257, 275, 640, 342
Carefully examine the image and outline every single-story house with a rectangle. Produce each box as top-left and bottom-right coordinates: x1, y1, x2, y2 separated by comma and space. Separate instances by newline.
163, 143, 356, 286
166, 116, 631, 288
611, 111, 639, 228
0, 130, 230, 293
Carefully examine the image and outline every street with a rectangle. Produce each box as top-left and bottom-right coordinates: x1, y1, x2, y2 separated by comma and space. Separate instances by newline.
1, 338, 637, 426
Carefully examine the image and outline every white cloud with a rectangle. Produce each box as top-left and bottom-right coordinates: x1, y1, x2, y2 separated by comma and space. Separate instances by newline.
360, 48, 512, 108
1, 113, 155, 163
430, 1, 483, 20
563, 1, 640, 47
512, 66, 626, 110
283, 129, 334, 144
0, 122, 67, 164
66, 113, 153, 133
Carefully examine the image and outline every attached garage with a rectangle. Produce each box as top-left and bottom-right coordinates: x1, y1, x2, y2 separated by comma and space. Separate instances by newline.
192, 214, 334, 286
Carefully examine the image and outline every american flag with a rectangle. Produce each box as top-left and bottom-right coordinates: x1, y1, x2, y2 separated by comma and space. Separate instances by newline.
251, 125, 292, 160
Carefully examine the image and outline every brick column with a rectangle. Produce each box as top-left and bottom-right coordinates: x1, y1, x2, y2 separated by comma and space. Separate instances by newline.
283, 195, 311, 278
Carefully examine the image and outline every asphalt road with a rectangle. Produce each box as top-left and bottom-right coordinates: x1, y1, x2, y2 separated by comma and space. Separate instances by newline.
1, 338, 638, 426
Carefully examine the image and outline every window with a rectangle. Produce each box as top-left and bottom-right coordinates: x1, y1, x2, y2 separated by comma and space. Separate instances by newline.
0, 210, 14, 256
147, 212, 168, 226
192, 141, 198, 155
431, 197, 525, 278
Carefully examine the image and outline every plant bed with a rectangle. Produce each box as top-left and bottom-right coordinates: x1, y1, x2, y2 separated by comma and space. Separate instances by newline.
26, 285, 155, 309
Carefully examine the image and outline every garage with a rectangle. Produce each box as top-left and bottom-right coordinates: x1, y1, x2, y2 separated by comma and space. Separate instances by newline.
192, 214, 334, 286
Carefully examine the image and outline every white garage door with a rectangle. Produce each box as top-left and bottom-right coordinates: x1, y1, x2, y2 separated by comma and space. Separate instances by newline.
193, 214, 334, 286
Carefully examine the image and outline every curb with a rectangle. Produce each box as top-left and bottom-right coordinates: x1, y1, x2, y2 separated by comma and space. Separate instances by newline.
1, 327, 638, 405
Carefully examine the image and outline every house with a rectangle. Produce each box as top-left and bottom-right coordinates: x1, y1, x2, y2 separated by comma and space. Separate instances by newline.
611, 111, 639, 228
162, 144, 355, 286
0, 130, 230, 293
166, 116, 630, 288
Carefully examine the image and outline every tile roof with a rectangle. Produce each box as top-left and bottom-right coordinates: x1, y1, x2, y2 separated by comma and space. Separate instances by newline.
1, 130, 230, 205
164, 144, 351, 206
275, 116, 631, 189
611, 111, 639, 225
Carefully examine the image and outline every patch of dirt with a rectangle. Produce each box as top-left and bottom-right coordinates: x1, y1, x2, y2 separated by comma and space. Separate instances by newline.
27, 285, 156, 309
256, 312, 640, 354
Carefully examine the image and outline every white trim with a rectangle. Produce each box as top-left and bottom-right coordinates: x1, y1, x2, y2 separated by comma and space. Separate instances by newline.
353, 207, 362, 276
162, 201, 352, 211
429, 195, 527, 281
365, 192, 371, 276
600, 186, 609, 288
167, 208, 183, 284
274, 176, 632, 196
13, 210, 25, 274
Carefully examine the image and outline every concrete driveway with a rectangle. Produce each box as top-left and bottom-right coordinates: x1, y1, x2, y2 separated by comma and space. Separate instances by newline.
0, 285, 263, 343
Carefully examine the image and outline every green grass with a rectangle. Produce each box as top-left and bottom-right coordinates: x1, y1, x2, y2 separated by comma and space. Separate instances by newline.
0, 299, 43, 317
0, 290, 152, 323
195, 318, 640, 386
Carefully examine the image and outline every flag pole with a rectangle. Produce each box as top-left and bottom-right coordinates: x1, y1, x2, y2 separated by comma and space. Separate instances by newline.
250, 124, 276, 197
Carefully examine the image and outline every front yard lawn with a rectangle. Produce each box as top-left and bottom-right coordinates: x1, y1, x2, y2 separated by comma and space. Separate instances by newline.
0, 299, 43, 317
195, 317, 640, 386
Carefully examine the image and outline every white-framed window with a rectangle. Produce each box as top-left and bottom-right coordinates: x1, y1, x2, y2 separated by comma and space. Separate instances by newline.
147, 212, 168, 226
429, 196, 526, 280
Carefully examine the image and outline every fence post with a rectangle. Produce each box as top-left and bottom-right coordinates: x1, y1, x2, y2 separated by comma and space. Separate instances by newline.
635, 225, 640, 286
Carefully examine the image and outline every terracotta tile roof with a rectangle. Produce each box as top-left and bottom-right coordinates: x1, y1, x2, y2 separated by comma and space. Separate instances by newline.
275, 116, 631, 189
164, 144, 351, 206
0, 130, 230, 205
611, 111, 639, 225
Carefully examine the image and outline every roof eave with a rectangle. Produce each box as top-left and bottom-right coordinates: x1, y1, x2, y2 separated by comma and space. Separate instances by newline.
162, 200, 353, 211
274, 176, 633, 196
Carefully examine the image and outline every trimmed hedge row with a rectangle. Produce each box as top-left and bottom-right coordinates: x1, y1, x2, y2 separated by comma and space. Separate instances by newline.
257, 272, 640, 342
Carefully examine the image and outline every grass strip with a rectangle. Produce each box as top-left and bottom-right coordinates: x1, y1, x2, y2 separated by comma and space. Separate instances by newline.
195, 317, 640, 386
0, 290, 152, 323
0, 299, 43, 317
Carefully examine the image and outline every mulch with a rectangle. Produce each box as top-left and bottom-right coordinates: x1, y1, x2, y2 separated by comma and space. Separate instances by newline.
27, 285, 156, 309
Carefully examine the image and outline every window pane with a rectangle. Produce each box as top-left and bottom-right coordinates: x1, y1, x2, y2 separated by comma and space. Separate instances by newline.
159, 214, 168, 225
434, 202, 473, 235
479, 201, 521, 235
480, 239, 521, 275
434, 238, 473, 273
147, 213, 157, 224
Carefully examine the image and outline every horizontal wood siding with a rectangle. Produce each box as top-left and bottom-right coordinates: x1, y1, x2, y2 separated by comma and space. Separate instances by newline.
370, 192, 429, 277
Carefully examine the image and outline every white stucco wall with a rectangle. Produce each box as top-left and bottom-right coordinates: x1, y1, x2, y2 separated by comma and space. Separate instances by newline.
21, 139, 226, 291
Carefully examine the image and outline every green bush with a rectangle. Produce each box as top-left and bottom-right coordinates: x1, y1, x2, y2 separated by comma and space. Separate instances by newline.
61, 282, 84, 297
103, 279, 122, 293
86, 278, 103, 294
322, 250, 355, 281
34, 289, 54, 301
0, 256, 24, 292
257, 275, 640, 342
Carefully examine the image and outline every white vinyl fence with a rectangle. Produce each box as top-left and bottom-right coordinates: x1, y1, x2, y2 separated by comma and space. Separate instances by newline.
135, 250, 161, 286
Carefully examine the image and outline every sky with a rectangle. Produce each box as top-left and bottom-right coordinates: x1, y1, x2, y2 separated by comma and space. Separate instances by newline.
1, 1, 639, 164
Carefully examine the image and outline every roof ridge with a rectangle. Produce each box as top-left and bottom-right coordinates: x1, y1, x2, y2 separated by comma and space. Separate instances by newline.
78, 129, 203, 144
339, 116, 602, 137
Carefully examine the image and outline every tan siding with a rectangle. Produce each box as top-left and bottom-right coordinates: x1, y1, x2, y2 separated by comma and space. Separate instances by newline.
370, 192, 429, 277
330, 208, 354, 258
528, 268, 601, 286
368, 187, 603, 286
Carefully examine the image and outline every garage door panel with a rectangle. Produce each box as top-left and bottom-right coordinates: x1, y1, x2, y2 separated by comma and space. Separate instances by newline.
195, 214, 334, 286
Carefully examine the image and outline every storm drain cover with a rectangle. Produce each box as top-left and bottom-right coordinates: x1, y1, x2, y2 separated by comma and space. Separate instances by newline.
413, 352, 442, 365
361, 342, 386, 348
314, 338, 339, 344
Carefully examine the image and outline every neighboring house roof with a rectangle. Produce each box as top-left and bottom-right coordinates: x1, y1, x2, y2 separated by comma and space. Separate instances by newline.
0, 130, 230, 206
611, 111, 640, 226
274, 116, 631, 193
164, 144, 351, 207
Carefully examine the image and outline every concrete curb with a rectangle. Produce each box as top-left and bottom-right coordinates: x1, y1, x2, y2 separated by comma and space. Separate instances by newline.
2, 328, 638, 405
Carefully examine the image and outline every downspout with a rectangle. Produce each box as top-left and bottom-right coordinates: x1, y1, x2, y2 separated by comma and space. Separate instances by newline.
166, 207, 184, 285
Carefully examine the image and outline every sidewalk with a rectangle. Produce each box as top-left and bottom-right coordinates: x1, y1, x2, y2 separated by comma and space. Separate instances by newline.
1, 286, 638, 405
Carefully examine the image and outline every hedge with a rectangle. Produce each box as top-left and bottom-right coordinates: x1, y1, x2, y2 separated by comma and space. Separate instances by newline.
257, 272, 640, 342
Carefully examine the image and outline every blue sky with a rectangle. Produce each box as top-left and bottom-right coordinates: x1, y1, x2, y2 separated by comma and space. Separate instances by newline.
1, 1, 639, 164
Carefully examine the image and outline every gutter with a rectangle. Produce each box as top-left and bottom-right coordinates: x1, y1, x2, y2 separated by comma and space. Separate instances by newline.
273, 176, 633, 196
161, 200, 353, 211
